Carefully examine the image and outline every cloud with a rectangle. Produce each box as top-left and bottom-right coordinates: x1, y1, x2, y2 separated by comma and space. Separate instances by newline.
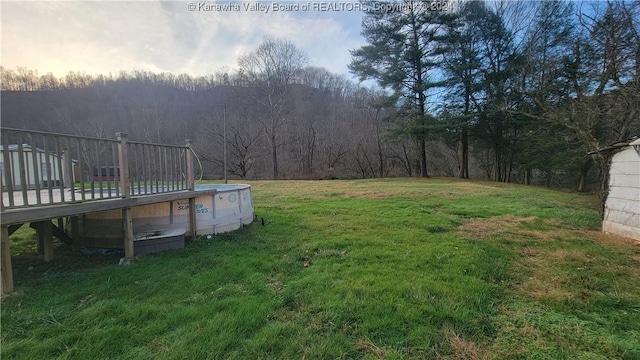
1, 1, 365, 78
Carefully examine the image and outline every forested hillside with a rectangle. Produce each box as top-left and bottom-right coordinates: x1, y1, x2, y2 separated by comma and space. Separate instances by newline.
1, 68, 419, 180
2, 0, 638, 191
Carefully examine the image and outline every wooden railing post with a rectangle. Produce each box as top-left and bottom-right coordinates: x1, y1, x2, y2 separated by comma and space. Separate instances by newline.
117, 132, 134, 259
1, 132, 15, 208
185, 139, 194, 191
61, 147, 72, 189
185, 139, 196, 238
116, 132, 130, 198
1, 168, 4, 213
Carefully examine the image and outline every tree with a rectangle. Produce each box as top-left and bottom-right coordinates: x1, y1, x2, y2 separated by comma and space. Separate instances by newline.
515, 0, 581, 187
238, 37, 308, 178
440, 1, 490, 178
515, 0, 640, 207
349, 0, 449, 177
202, 116, 262, 179
471, 1, 524, 183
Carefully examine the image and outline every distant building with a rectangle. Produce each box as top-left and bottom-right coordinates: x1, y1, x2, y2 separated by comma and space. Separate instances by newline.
0, 144, 78, 190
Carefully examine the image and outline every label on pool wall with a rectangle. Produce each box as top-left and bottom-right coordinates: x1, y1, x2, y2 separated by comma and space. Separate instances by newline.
176, 201, 210, 214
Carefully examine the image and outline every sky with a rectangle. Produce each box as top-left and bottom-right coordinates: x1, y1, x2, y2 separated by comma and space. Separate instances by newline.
1, 0, 367, 80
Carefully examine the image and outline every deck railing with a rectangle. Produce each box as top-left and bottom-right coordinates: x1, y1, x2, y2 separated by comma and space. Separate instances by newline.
1, 128, 194, 209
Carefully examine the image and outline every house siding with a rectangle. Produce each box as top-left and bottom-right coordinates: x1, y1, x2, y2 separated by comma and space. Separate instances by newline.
603, 143, 640, 241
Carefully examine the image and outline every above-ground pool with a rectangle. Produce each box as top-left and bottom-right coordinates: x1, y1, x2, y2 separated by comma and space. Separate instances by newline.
82, 184, 254, 251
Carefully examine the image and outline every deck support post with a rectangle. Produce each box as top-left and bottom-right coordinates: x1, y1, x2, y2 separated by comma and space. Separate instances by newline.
41, 221, 54, 262
37, 225, 44, 253
71, 216, 81, 252
123, 208, 134, 259
1, 225, 14, 295
188, 197, 197, 238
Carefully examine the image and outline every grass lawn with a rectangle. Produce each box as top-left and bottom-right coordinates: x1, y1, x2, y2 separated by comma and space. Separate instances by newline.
1, 178, 639, 359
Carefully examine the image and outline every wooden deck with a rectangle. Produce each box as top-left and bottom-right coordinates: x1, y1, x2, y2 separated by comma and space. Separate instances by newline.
1, 128, 200, 296
1, 189, 217, 226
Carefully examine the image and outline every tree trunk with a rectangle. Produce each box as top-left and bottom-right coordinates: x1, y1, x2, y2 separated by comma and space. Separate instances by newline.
271, 134, 278, 178
577, 157, 592, 192
524, 167, 531, 185
493, 148, 502, 182
545, 171, 553, 187
402, 142, 412, 177
377, 139, 385, 178
458, 126, 469, 179
459, 82, 471, 179
597, 153, 611, 219
493, 119, 504, 182
419, 139, 428, 177
506, 147, 514, 183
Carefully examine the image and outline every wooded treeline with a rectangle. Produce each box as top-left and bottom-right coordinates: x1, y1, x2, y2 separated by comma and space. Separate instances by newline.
1, 66, 416, 180
350, 0, 639, 193
2, 0, 638, 192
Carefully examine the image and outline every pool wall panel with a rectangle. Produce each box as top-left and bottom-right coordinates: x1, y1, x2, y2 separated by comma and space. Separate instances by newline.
82, 185, 254, 250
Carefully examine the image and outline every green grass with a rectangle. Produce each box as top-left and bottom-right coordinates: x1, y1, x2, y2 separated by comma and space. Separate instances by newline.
2, 178, 639, 359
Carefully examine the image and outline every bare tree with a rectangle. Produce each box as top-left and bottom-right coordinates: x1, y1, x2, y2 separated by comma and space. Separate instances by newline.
238, 37, 308, 178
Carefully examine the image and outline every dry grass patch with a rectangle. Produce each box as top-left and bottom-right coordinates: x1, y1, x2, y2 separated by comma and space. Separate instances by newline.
438, 326, 487, 360
516, 246, 576, 302
520, 274, 573, 302
578, 229, 640, 250
488, 305, 546, 358
588, 232, 640, 288
267, 272, 285, 292
432, 191, 461, 200
356, 338, 387, 358
269, 281, 284, 292
456, 215, 537, 240
344, 191, 391, 199
454, 181, 500, 193
512, 228, 640, 302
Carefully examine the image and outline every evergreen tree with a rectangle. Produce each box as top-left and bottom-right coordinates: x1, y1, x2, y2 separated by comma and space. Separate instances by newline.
440, 1, 490, 178
349, 0, 450, 177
